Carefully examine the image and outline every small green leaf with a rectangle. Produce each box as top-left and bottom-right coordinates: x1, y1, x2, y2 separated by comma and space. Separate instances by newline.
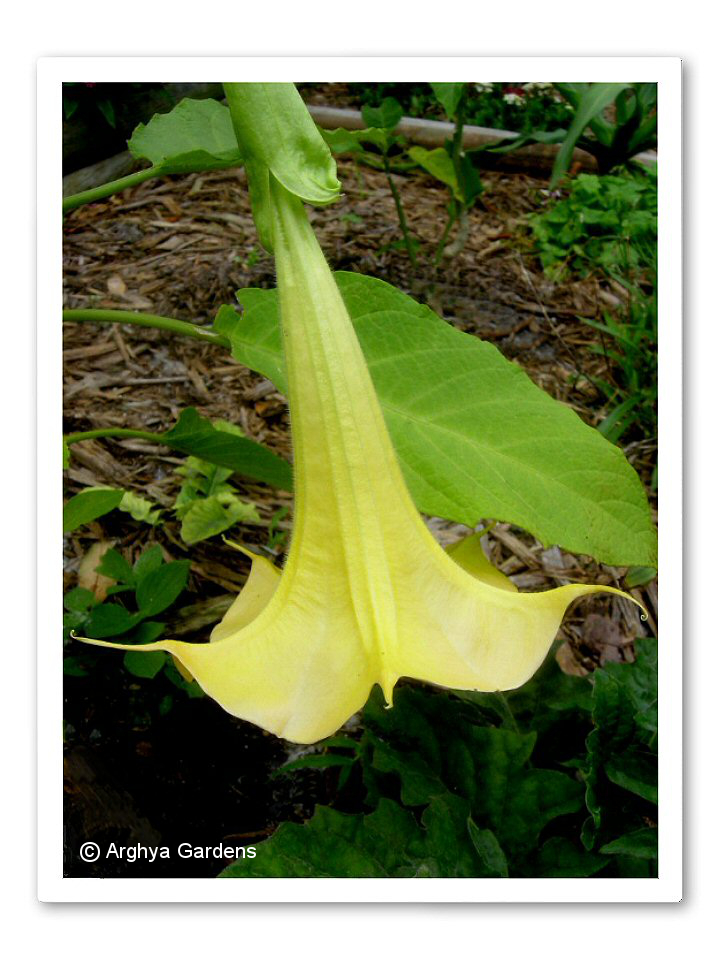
63, 488, 123, 533
84, 603, 138, 638
63, 439, 71, 469
95, 547, 134, 585
179, 493, 261, 545
430, 82, 466, 120
135, 560, 190, 618
118, 491, 163, 526
132, 545, 164, 582
408, 146, 461, 200
624, 566, 657, 588
63, 587, 96, 613
123, 649, 167, 679
361, 97, 402, 131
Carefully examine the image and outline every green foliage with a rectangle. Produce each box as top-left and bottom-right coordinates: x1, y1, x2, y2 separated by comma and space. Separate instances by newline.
64, 545, 191, 680
484, 83, 657, 187
173, 453, 262, 544
215, 271, 656, 566
348, 82, 574, 135
530, 171, 657, 280
531, 169, 657, 446
222, 638, 657, 878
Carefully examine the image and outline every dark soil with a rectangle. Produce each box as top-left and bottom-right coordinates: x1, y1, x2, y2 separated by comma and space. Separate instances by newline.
62, 155, 657, 878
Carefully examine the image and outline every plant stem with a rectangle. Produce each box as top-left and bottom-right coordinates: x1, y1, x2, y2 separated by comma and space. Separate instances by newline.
433, 205, 458, 266
62, 166, 161, 214
65, 427, 166, 446
382, 154, 417, 268
63, 309, 229, 348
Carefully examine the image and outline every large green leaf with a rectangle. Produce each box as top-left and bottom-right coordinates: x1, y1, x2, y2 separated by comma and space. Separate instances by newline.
215, 272, 655, 566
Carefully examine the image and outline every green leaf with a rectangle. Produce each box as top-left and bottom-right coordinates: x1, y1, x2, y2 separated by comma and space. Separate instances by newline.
118, 491, 163, 526
624, 566, 657, 588
84, 603, 138, 638
274, 754, 356, 776
132, 545, 165, 582
63, 488, 123, 533
123, 649, 167, 679
63, 439, 71, 469
430, 82, 466, 120
95, 547, 134, 585
408, 146, 461, 200
135, 560, 190, 617
128, 621, 166, 644
605, 750, 658, 804
161, 407, 292, 492
466, 820, 509, 877
179, 494, 261, 545
63, 587, 96, 613
536, 837, 609, 877
220, 799, 424, 878
128, 98, 242, 173
361, 97, 403, 131
551, 84, 631, 187
63, 656, 89, 677
600, 827, 657, 860
217, 272, 655, 566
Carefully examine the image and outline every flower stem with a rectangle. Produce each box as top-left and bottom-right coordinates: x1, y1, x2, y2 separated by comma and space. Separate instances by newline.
62, 166, 160, 214
63, 309, 229, 347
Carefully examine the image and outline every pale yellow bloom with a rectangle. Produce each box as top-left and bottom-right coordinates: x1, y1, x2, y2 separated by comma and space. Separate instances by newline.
80, 177, 640, 743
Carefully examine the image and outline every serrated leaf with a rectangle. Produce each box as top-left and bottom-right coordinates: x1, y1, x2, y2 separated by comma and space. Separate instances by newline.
215, 272, 655, 566
135, 560, 190, 617
128, 98, 242, 173
63, 488, 124, 533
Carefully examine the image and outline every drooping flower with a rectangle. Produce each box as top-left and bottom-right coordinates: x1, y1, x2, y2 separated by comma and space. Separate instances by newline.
79, 174, 641, 744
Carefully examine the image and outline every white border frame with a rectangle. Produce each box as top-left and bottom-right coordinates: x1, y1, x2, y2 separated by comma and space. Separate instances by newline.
38, 56, 682, 903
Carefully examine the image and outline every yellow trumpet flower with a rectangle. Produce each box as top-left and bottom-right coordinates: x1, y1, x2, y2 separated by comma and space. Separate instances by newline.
79, 177, 640, 744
